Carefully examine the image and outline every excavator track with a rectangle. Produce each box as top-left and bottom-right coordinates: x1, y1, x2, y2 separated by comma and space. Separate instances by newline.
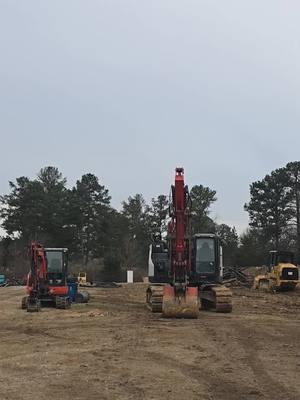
27, 297, 41, 312
200, 285, 232, 313
21, 296, 28, 310
213, 286, 233, 312
55, 296, 71, 310
146, 285, 164, 313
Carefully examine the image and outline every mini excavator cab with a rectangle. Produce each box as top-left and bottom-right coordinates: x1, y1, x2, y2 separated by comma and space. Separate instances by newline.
45, 248, 68, 287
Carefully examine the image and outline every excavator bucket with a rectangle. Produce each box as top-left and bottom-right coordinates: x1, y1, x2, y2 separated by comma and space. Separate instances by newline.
162, 286, 199, 318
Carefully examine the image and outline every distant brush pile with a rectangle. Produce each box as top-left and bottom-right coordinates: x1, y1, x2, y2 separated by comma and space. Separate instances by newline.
223, 266, 253, 288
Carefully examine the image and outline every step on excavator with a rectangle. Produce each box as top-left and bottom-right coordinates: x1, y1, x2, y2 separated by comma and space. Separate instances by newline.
22, 242, 71, 312
146, 168, 232, 318
253, 250, 299, 292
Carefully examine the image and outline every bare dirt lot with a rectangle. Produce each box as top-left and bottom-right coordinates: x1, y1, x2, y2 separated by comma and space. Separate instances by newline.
0, 285, 300, 400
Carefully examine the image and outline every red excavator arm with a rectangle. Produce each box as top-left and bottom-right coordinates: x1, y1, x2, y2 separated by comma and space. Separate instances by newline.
168, 167, 191, 283
163, 168, 199, 318
27, 242, 47, 297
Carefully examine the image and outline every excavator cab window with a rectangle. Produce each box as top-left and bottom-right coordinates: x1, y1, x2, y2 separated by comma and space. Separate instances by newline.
195, 238, 216, 274
47, 251, 63, 273
45, 250, 67, 286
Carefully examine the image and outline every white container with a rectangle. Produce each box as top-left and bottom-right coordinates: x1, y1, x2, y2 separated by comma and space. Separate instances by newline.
127, 270, 134, 283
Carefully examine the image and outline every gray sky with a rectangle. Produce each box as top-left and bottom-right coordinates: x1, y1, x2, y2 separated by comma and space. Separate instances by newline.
1, 1, 300, 234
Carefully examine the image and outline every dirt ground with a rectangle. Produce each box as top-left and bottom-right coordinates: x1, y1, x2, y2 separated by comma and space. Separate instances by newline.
0, 285, 300, 400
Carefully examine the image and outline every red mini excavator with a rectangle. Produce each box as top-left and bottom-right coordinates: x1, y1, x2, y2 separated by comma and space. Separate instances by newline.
147, 168, 232, 318
22, 242, 70, 312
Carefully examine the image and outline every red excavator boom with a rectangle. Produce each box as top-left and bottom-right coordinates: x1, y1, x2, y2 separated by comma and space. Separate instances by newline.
163, 168, 199, 318
26, 242, 47, 297
169, 167, 191, 281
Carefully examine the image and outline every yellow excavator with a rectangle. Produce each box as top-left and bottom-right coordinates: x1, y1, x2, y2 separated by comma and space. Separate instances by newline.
253, 250, 299, 292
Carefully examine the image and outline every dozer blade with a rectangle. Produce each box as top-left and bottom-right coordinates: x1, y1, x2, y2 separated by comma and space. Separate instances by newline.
162, 286, 199, 319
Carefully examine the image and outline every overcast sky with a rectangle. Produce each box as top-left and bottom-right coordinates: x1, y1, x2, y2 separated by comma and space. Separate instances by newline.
1, 1, 300, 234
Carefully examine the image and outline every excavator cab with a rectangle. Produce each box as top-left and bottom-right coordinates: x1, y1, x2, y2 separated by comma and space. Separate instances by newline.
192, 234, 223, 284
148, 236, 169, 284
45, 248, 68, 287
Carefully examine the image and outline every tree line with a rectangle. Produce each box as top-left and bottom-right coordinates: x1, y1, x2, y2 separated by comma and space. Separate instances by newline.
0, 162, 299, 280
243, 161, 300, 265
0, 166, 238, 279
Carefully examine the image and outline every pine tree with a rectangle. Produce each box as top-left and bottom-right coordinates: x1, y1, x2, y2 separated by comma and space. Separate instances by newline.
245, 168, 293, 249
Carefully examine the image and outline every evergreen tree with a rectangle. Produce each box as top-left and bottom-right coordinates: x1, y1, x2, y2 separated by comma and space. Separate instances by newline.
0, 177, 45, 240
102, 252, 122, 282
72, 173, 111, 264
149, 194, 169, 235
236, 228, 268, 267
285, 161, 300, 262
190, 185, 217, 233
0, 167, 71, 246
122, 194, 151, 271
245, 168, 293, 249
37, 166, 70, 246
216, 224, 238, 265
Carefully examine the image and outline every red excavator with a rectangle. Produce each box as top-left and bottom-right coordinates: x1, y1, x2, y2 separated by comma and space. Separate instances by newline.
147, 168, 232, 318
22, 242, 71, 312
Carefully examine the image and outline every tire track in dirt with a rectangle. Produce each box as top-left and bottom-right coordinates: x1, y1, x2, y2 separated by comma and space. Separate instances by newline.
146, 350, 259, 400
1, 286, 300, 400
232, 320, 299, 400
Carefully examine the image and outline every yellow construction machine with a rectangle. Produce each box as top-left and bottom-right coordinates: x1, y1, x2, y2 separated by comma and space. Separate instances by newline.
253, 250, 299, 292
77, 272, 87, 286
